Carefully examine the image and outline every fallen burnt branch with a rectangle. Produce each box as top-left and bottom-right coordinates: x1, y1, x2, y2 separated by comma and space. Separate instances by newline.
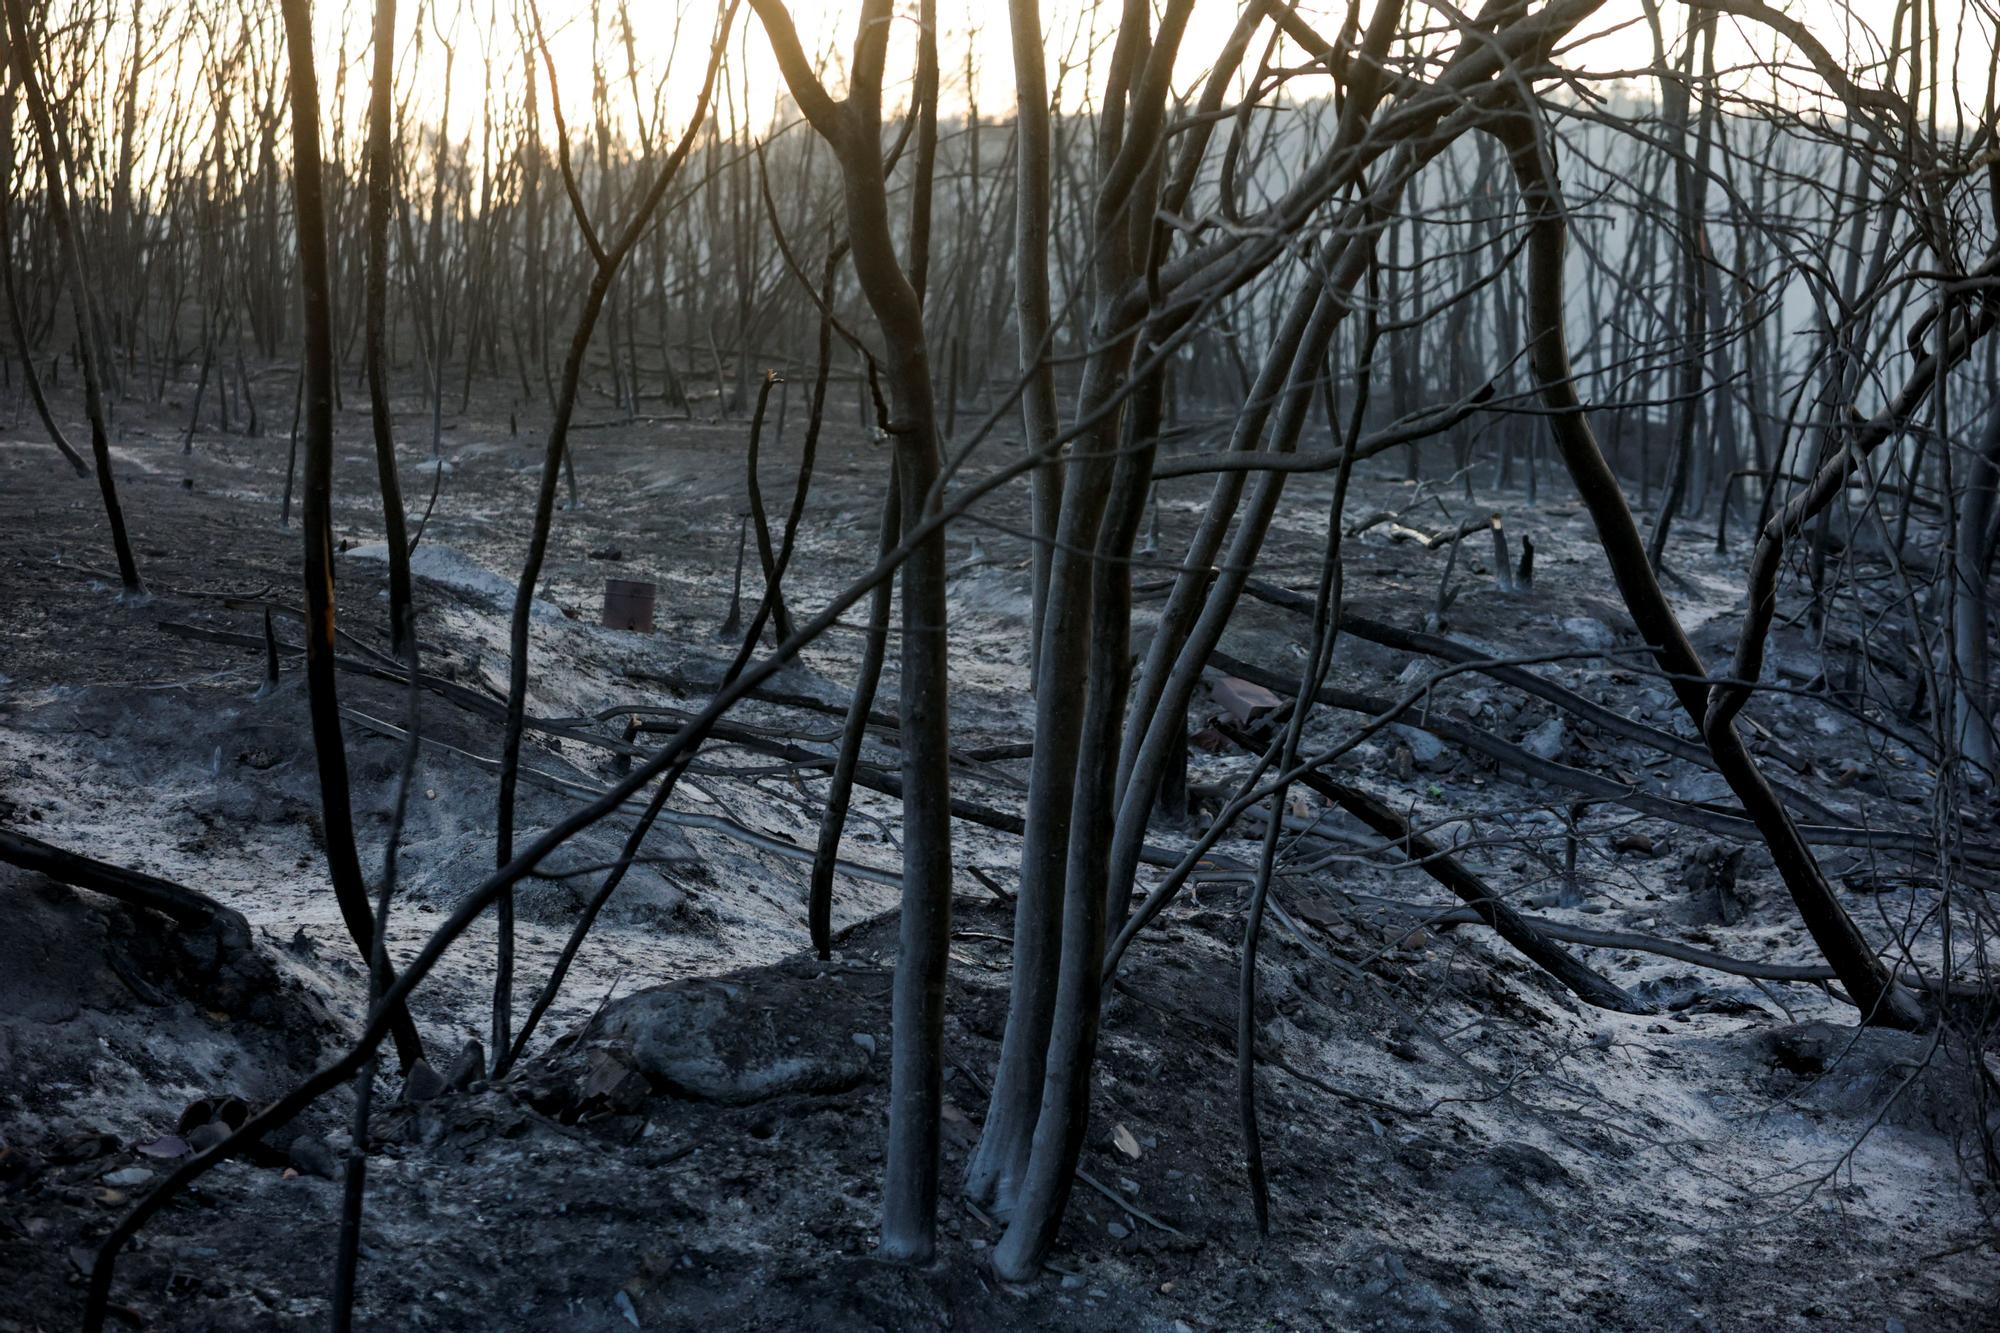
1237, 587, 1843, 826
622, 719, 1184, 870
0, 827, 278, 1014
333, 706, 900, 887
0, 827, 238, 929
632, 718, 1031, 837
1339, 891, 1994, 1001
1383, 513, 1497, 550
1208, 649, 1968, 867
159, 621, 649, 762
616, 704, 1027, 778
163, 617, 1043, 862
1214, 722, 1651, 1016
622, 663, 899, 730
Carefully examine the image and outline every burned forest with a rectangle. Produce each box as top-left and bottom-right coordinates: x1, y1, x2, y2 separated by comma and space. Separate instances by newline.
2, 0, 1999, 1327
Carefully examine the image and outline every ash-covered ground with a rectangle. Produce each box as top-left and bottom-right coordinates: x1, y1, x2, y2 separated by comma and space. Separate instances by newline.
2, 391, 1995, 1330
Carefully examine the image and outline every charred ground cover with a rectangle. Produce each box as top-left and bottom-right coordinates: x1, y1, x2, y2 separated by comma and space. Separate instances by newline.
1, 391, 1994, 1330
3, 0, 2000, 1329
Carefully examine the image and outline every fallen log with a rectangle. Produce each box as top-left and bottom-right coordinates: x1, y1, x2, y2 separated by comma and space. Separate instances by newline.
0, 827, 280, 1016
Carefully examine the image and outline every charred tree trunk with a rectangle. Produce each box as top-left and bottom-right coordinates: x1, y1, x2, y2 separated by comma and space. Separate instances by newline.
277, 0, 425, 1070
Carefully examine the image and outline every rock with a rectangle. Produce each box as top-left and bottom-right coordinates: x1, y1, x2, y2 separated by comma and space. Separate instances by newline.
1189, 725, 1232, 753
444, 1039, 487, 1091
1106, 1221, 1130, 1239
178, 1095, 249, 1134
287, 1134, 339, 1180
589, 546, 625, 562
1348, 1245, 1478, 1331
1390, 724, 1444, 767
1210, 674, 1284, 726
1761, 1022, 1986, 1136
1484, 1141, 1571, 1185
101, 1166, 153, 1188
586, 976, 870, 1105
1443, 1142, 1566, 1223
578, 1048, 652, 1117
1560, 616, 1615, 652
402, 1059, 447, 1102
187, 1121, 230, 1153
1680, 844, 1748, 924
1611, 831, 1656, 857
1521, 717, 1565, 761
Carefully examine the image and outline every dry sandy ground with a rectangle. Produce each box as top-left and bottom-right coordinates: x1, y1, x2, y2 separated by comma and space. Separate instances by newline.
1, 386, 1996, 1330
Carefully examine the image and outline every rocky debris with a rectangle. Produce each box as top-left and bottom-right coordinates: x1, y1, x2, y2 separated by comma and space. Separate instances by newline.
1209, 674, 1285, 727
1679, 844, 1749, 925
287, 1133, 339, 1180
402, 1060, 448, 1103
444, 1039, 487, 1092
1521, 716, 1566, 761
578, 969, 875, 1105
1610, 831, 1657, 857
1391, 723, 1446, 768
1560, 616, 1615, 652
1761, 1022, 1990, 1137
1443, 1141, 1572, 1225
1346, 1246, 1483, 1331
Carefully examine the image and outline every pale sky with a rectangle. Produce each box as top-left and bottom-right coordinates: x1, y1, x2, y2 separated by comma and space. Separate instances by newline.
494, 0, 1994, 132
75, 0, 2000, 175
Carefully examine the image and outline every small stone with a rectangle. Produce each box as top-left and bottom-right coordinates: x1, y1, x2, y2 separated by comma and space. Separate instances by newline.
1522, 717, 1566, 761
1106, 1221, 1130, 1239
1211, 675, 1283, 725
101, 1167, 153, 1188
288, 1135, 339, 1180
403, 1059, 447, 1102
1060, 1274, 1086, 1291
1390, 724, 1444, 766
1560, 616, 1614, 652
187, 1121, 230, 1153
1111, 1123, 1142, 1160
445, 1040, 486, 1091
591, 978, 870, 1104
